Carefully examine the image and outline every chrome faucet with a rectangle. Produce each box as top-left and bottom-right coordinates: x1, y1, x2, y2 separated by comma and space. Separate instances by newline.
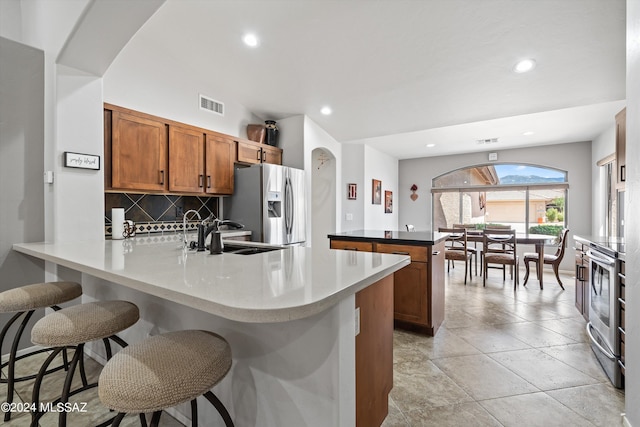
182, 210, 201, 247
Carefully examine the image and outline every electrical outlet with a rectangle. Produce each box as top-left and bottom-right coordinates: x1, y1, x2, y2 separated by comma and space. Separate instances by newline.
176, 206, 184, 217
355, 307, 360, 336
346, 213, 353, 221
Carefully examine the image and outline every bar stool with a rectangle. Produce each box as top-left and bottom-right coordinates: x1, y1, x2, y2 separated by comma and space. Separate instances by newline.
0, 281, 82, 422
98, 330, 234, 427
29, 300, 140, 426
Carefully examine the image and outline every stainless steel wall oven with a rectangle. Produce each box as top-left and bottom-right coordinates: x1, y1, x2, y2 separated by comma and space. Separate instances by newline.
586, 243, 622, 388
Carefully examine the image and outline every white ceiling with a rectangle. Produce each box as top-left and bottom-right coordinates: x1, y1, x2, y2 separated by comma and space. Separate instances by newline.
135, 0, 626, 159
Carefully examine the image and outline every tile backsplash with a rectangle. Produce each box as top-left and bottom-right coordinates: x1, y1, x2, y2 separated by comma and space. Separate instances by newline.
105, 193, 219, 238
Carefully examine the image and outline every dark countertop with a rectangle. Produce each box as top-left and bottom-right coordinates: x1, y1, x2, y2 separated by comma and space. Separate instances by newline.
574, 234, 625, 258
328, 229, 449, 246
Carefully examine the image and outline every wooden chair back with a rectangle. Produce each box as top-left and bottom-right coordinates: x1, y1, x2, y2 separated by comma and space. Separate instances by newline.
483, 228, 517, 257
439, 227, 468, 252
554, 228, 570, 260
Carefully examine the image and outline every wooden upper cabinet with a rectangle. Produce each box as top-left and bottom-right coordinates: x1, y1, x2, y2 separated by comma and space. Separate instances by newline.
169, 125, 205, 193
262, 145, 283, 165
236, 139, 283, 165
616, 108, 626, 185
111, 111, 167, 191
205, 133, 235, 195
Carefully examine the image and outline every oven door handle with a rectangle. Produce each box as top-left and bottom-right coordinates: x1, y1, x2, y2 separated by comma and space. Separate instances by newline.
587, 250, 616, 267
586, 322, 617, 360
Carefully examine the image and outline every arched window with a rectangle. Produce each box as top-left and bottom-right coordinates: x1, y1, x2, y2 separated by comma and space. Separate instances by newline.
432, 163, 568, 235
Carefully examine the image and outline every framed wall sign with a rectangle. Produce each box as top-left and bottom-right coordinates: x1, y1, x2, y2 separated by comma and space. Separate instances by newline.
347, 183, 357, 200
372, 179, 382, 204
64, 152, 101, 170
385, 191, 393, 213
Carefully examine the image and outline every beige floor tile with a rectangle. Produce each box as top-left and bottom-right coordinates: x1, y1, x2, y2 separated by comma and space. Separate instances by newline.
445, 325, 531, 353
546, 383, 625, 427
416, 327, 481, 360
432, 354, 539, 400
488, 348, 600, 390
494, 322, 579, 348
403, 402, 503, 427
534, 318, 590, 343
539, 343, 611, 382
381, 397, 409, 427
391, 357, 474, 412
480, 392, 595, 427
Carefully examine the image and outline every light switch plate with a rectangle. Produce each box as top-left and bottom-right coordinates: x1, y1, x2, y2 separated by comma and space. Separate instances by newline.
44, 171, 54, 184
355, 307, 360, 336
346, 213, 353, 221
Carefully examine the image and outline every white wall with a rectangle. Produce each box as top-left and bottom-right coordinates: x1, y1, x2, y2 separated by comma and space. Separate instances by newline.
103, 31, 260, 139
624, 1, 639, 425
398, 141, 592, 272
341, 144, 365, 231
303, 117, 342, 247
278, 115, 305, 169
363, 146, 398, 230
591, 125, 617, 236
0, 36, 46, 353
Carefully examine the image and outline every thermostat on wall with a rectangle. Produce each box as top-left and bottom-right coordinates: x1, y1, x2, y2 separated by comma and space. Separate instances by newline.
488, 152, 498, 161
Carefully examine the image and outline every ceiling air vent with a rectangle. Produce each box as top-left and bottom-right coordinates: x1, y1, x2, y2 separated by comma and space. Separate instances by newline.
199, 94, 224, 116
476, 138, 499, 145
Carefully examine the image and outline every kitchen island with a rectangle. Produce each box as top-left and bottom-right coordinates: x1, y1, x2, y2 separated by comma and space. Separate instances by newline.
13, 238, 410, 427
328, 230, 448, 336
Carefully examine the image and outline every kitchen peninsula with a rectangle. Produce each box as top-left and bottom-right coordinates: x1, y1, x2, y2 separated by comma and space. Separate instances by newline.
328, 230, 448, 336
13, 238, 410, 427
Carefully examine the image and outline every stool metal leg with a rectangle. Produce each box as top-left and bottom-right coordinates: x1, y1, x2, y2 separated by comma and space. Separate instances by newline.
204, 391, 234, 427
1, 310, 33, 421
149, 411, 162, 427
191, 399, 199, 426
31, 346, 65, 426
110, 412, 126, 427
59, 343, 84, 426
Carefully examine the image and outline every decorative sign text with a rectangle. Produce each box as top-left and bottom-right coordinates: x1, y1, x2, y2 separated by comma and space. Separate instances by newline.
64, 152, 100, 170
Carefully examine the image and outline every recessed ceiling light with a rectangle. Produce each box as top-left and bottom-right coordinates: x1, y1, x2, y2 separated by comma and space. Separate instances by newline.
320, 106, 332, 115
513, 59, 536, 73
243, 33, 259, 47
426, 143, 436, 148
523, 131, 534, 136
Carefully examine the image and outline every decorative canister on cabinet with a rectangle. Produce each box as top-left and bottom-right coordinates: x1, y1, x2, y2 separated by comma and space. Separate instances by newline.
264, 120, 279, 146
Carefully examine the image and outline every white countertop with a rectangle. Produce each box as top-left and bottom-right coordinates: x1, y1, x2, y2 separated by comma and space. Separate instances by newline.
13, 238, 410, 323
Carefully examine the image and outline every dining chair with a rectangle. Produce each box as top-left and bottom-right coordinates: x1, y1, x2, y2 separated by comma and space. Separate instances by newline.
482, 228, 519, 290
439, 227, 472, 284
453, 223, 482, 275
523, 228, 569, 290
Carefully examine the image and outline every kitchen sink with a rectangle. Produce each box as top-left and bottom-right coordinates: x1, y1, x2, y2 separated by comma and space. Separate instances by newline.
222, 244, 283, 255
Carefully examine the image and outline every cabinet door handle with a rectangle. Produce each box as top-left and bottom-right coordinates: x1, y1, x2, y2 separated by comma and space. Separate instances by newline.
432, 251, 441, 256
159, 170, 164, 185
343, 247, 358, 251
199, 174, 204, 188
392, 251, 410, 255
262, 151, 266, 162
207, 176, 211, 188
257, 149, 261, 161
621, 165, 626, 182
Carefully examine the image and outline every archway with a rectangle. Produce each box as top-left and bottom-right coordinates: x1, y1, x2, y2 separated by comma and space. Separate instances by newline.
311, 148, 337, 247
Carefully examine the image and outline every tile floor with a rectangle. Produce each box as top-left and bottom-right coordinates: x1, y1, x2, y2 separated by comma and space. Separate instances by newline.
382, 264, 625, 427
1, 264, 625, 426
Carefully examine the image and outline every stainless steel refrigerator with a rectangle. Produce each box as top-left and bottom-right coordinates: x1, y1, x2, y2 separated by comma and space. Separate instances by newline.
225, 164, 306, 245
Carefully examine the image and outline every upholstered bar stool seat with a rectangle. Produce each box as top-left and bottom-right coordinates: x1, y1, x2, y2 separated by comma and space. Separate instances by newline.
31, 300, 139, 347
0, 281, 82, 312
30, 300, 139, 427
0, 281, 82, 422
99, 330, 234, 426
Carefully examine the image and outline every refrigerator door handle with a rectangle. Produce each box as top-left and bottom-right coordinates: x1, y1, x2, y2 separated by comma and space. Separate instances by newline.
285, 177, 293, 235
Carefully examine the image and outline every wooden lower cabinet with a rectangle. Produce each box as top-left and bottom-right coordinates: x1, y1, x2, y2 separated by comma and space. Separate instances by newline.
355, 274, 393, 427
393, 261, 428, 325
330, 238, 445, 336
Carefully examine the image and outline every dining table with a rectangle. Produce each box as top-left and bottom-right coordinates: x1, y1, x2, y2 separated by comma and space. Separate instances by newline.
465, 230, 558, 289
